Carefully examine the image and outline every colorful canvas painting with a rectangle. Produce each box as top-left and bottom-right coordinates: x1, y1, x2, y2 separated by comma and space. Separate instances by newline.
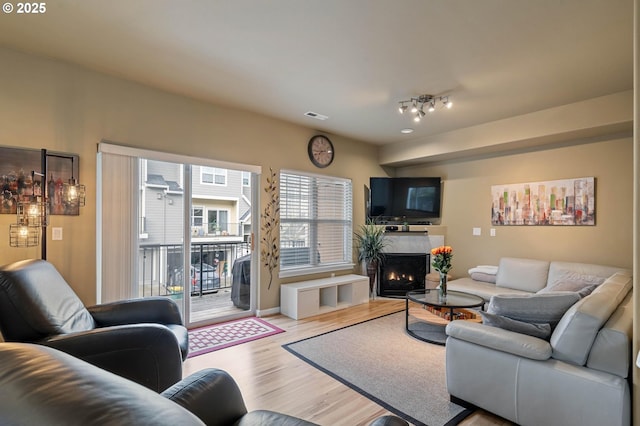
0, 146, 80, 216
491, 177, 595, 226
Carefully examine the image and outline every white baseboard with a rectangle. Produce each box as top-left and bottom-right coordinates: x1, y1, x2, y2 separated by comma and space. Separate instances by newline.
256, 306, 280, 317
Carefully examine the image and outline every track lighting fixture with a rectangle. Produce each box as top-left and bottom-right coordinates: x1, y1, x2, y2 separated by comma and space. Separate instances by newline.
397, 94, 452, 123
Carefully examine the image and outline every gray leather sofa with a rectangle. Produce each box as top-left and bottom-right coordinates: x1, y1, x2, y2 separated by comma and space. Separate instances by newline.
445, 263, 632, 426
0, 342, 409, 426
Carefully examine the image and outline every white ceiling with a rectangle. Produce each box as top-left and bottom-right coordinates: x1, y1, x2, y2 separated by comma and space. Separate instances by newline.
0, 0, 633, 145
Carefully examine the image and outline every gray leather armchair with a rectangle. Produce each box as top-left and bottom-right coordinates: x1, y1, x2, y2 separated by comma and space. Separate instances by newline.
0, 259, 188, 392
0, 343, 409, 426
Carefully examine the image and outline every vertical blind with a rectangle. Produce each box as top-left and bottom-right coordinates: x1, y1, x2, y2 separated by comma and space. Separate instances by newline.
279, 170, 352, 272
97, 152, 139, 303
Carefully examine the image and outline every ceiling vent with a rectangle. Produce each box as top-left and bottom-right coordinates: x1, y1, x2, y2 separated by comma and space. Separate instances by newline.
304, 111, 329, 121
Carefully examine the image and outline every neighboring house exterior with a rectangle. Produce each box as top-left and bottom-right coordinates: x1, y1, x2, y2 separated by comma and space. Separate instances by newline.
138, 159, 252, 296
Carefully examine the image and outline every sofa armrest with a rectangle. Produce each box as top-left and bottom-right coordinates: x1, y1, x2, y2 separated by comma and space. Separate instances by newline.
42, 324, 183, 391
87, 297, 183, 326
162, 368, 248, 426
446, 321, 552, 360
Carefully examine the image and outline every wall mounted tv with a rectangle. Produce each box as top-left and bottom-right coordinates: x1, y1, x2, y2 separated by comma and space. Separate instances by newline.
368, 177, 442, 223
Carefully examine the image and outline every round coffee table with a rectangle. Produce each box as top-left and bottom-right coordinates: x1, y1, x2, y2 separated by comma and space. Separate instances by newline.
405, 289, 484, 345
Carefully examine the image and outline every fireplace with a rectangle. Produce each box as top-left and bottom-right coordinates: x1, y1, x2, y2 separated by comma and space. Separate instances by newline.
379, 253, 428, 297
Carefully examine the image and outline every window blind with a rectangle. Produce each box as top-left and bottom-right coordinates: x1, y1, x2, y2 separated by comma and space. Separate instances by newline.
97, 152, 139, 303
280, 170, 352, 273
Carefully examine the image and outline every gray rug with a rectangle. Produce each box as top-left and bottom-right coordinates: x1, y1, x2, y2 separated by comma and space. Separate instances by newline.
283, 312, 472, 426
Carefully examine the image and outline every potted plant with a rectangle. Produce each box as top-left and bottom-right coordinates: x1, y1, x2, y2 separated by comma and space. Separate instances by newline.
354, 219, 388, 298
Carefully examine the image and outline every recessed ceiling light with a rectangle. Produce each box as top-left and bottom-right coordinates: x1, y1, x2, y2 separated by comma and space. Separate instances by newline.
401, 128, 414, 134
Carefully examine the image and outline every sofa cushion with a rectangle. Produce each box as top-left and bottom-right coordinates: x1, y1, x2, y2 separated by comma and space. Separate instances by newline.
487, 292, 580, 328
537, 281, 597, 298
479, 311, 551, 340
0, 259, 96, 340
495, 258, 549, 292
550, 272, 632, 366
0, 343, 204, 426
586, 292, 632, 378
447, 277, 530, 302
546, 261, 630, 289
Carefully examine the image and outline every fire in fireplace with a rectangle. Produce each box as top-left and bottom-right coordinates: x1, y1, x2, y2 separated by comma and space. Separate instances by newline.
379, 253, 428, 297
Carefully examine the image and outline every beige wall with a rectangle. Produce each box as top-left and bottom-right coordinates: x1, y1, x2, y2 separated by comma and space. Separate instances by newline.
0, 47, 387, 309
397, 137, 633, 277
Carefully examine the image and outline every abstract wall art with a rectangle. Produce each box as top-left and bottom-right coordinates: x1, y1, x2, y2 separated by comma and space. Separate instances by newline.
0, 146, 80, 216
491, 177, 595, 226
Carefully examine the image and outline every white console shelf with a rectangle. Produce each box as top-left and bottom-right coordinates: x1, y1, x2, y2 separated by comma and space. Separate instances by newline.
280, 274, 369, 320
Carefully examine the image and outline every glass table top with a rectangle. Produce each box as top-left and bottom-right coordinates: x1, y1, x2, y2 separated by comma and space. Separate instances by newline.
407, 289, 484, 308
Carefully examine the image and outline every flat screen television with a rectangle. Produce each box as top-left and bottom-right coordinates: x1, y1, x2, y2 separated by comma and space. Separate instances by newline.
369, 177, 441, 222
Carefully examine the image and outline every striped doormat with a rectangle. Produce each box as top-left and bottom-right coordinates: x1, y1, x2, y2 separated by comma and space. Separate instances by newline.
187, 317, 284, 358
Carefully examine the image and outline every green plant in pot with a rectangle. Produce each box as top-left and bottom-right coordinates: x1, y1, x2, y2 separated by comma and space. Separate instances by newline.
354, 219, 388, 298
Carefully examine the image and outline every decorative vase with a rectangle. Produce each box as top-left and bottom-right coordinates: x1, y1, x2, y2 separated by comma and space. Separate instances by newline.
366, 260, 378, 299
438, 272, 448, 302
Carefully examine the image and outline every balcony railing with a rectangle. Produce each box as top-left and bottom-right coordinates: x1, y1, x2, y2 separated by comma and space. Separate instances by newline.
139, 241, 251, 298
139, 219, 249, 241
190, 222, 246, 238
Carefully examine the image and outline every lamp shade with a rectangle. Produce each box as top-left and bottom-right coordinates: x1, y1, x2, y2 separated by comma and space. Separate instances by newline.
63, 179, 86, 207
17, 200, 49, 227
9, 224, 40, 247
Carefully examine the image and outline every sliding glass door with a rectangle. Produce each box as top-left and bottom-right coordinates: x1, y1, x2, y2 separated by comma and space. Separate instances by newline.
98, 143, 260, 327
187, 163, 254, 324
137, 159, 187, 318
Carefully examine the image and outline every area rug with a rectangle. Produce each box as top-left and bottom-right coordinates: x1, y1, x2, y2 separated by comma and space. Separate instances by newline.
188, 317, 284, 358
283, 312, 472, 426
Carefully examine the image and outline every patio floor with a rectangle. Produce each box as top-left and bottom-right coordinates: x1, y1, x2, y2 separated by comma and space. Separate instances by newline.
188, 287, 250, 323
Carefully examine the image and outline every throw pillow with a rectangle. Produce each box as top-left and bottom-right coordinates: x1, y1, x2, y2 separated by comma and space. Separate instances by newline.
470, 272, 497, 283
487, 292, 581, 328
480, 311, 552, 340
538, 281, 597, 298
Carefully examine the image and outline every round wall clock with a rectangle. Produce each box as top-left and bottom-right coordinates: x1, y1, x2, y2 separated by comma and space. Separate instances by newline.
308, 135, 334, 168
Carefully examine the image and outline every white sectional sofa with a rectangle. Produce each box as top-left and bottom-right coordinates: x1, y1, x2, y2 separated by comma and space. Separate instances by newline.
444, 258, 632, 426
447, 257, 626, 301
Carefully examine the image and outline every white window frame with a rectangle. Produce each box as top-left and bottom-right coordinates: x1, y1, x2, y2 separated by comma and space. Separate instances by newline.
206, 208, 230, 233
279, 170, 354, 278
192, 206, 204, 227
242, 171, 251, 187
201, 166, 227, 186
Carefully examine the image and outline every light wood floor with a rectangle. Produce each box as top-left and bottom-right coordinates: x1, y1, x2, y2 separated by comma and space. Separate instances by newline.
183, 299, 514, 426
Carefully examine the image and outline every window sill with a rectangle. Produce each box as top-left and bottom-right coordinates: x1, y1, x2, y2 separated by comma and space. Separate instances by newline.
279, 263, 355, 279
